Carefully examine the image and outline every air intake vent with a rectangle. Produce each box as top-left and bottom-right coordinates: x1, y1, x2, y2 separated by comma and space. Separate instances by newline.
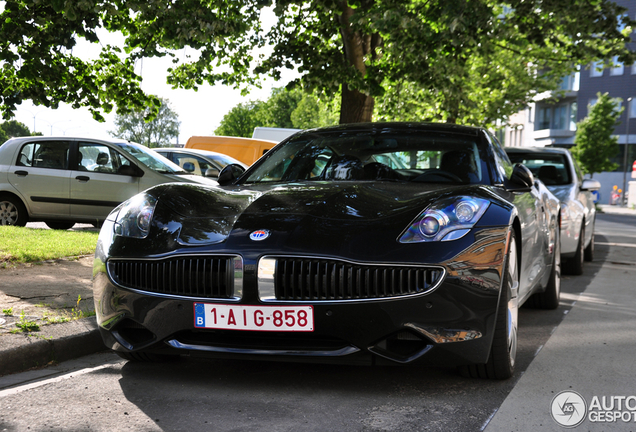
108, 255, 242, 300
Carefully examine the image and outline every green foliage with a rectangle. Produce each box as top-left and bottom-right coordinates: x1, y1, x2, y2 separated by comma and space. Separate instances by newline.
0, 120, 36, 141
214, 100, 266, 137
571, 93, 622, 177
109, 97, 180, 147
215, 87, 338, 136
1, 0, 634, 125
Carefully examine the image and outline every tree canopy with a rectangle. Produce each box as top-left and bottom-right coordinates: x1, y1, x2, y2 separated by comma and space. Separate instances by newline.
109, 97, 180, 147
215, 87, 337, 136
1, 0, 635, 126
0, 120, 38, 142
571, 93, 622, 177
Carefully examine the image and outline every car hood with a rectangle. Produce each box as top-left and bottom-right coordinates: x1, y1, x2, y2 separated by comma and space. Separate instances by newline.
160, 173, 219, 186
148, 182, 498, 260
546, 184, 576, 203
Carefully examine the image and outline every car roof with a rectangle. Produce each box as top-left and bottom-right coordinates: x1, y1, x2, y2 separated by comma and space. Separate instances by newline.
155, 147, 229, 157
505, 146, 570, 155
4, 135, 137, 147
300, 122, 484, 137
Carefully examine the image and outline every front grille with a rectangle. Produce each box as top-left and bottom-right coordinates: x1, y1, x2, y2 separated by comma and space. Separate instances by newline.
272, 257, 443, 301
108, 255, 242, 299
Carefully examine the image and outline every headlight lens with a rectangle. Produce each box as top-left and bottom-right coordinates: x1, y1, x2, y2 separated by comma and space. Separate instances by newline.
113, 193, 158, 239
399, 196, 490, 243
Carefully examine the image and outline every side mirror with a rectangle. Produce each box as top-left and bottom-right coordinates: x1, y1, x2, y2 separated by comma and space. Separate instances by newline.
581, 178, 601, 191
506, 163, 534, 192
118, 164, 144, 177
205, 167, 220, 178
217, 164, 246, 186
183, 162, 195, 173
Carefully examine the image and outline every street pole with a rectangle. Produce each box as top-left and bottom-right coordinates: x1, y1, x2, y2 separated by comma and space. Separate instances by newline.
622, 97, 633, 206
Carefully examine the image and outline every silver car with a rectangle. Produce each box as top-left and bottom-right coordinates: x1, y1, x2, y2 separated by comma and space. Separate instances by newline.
506, 147, 600, 275
154, 148, 248, 178
0, 136, 217, 229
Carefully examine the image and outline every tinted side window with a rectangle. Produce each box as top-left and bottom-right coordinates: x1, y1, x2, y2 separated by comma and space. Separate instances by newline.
17, 141, 70, 170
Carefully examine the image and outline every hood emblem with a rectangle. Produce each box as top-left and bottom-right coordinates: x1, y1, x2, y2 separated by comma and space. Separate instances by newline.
249, 229, 270, 241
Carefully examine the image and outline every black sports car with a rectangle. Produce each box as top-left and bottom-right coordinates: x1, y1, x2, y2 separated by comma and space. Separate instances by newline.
93, 122, 560, 379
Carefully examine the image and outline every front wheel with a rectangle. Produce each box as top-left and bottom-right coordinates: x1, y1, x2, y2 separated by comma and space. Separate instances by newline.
528, 227, 561, 309
564, 225, 584, 275
584, 219, 595, 262
459, 233, 518, 380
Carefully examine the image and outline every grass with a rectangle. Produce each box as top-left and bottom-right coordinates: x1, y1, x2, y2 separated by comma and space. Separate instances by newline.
0, 226, 98, 266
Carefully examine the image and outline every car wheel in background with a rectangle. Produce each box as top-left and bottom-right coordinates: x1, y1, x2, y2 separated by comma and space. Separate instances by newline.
528, 228, 561, 309
459, 233, 518, 380
44, 221, 76, 230
564, 225, 584, 275
0, 195, 28, 226
584, 219, 594, 262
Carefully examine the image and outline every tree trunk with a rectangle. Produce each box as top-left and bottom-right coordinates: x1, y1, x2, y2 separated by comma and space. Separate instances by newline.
337, 3, 380, 124
340, 85, 375, 124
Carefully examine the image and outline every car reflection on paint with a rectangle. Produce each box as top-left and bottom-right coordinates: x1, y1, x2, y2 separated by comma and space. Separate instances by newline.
93, 122, 561, 380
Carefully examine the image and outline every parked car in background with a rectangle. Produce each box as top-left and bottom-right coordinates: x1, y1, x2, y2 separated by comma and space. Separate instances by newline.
506, 147, 600, 275
154, 148, 248, 178
94, 122, 561, 380
0, 136, 217, 229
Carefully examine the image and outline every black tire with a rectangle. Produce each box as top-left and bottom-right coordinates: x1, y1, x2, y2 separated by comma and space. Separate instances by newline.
528, 227, 561, 309
115, 351, 179, 362
459, 233, 518, 380
45, 221, 76, 230
0, 195, 28, 226
584, 219, 594, 262
564, 225, 584, 275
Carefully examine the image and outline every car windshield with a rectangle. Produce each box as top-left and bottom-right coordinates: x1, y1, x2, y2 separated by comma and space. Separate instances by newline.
116, 143, 187, 174
507, 152, 572, 185
242, 130, 491, 185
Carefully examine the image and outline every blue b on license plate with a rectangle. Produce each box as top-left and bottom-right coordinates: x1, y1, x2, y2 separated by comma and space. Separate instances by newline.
194, 303, 314, 332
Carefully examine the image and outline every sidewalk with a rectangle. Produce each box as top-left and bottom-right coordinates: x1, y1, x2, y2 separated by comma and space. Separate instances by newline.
0, 256, 104, 376
485, 209, 636, 431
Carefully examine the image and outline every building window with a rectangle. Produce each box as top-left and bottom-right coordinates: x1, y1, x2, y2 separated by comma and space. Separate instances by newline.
629, 99, 636, 119
536, 102, 577, 131
632, 63, 636, 75
590, 61, 603, 77
537, 107, 552, 130
569, 103, 578, 130
610, 56, 624, 76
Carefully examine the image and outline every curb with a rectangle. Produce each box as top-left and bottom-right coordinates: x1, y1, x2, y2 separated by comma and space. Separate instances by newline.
0, 317, 105, 377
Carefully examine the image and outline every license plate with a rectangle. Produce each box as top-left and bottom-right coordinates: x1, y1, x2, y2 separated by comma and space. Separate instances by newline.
194, 303, 314, 332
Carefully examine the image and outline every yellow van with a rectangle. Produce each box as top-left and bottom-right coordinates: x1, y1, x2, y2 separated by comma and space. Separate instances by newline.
185, 136, 278, 166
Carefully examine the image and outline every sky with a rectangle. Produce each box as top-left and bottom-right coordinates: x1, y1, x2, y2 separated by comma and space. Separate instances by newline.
5, 5, 293, 144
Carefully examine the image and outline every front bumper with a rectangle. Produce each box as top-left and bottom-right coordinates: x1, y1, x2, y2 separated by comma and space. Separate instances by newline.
93, 223, 510, 367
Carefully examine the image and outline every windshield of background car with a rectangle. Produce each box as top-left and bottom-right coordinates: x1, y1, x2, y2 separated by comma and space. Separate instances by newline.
242, 130, 493, 185
507, 152, 572, 186
115, 143, 186, 174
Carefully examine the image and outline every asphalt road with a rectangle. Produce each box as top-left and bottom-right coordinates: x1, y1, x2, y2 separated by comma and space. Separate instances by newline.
1, 213, 633, 431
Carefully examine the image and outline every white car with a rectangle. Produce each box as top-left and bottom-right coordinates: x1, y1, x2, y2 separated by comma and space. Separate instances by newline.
154, 148, 248, 178
506, 147, 600, 275
0, 136, 217, 228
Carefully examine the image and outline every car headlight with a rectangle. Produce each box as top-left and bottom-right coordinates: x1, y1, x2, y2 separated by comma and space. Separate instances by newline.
399, 196, 490, 243
113, 193, 158, 239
